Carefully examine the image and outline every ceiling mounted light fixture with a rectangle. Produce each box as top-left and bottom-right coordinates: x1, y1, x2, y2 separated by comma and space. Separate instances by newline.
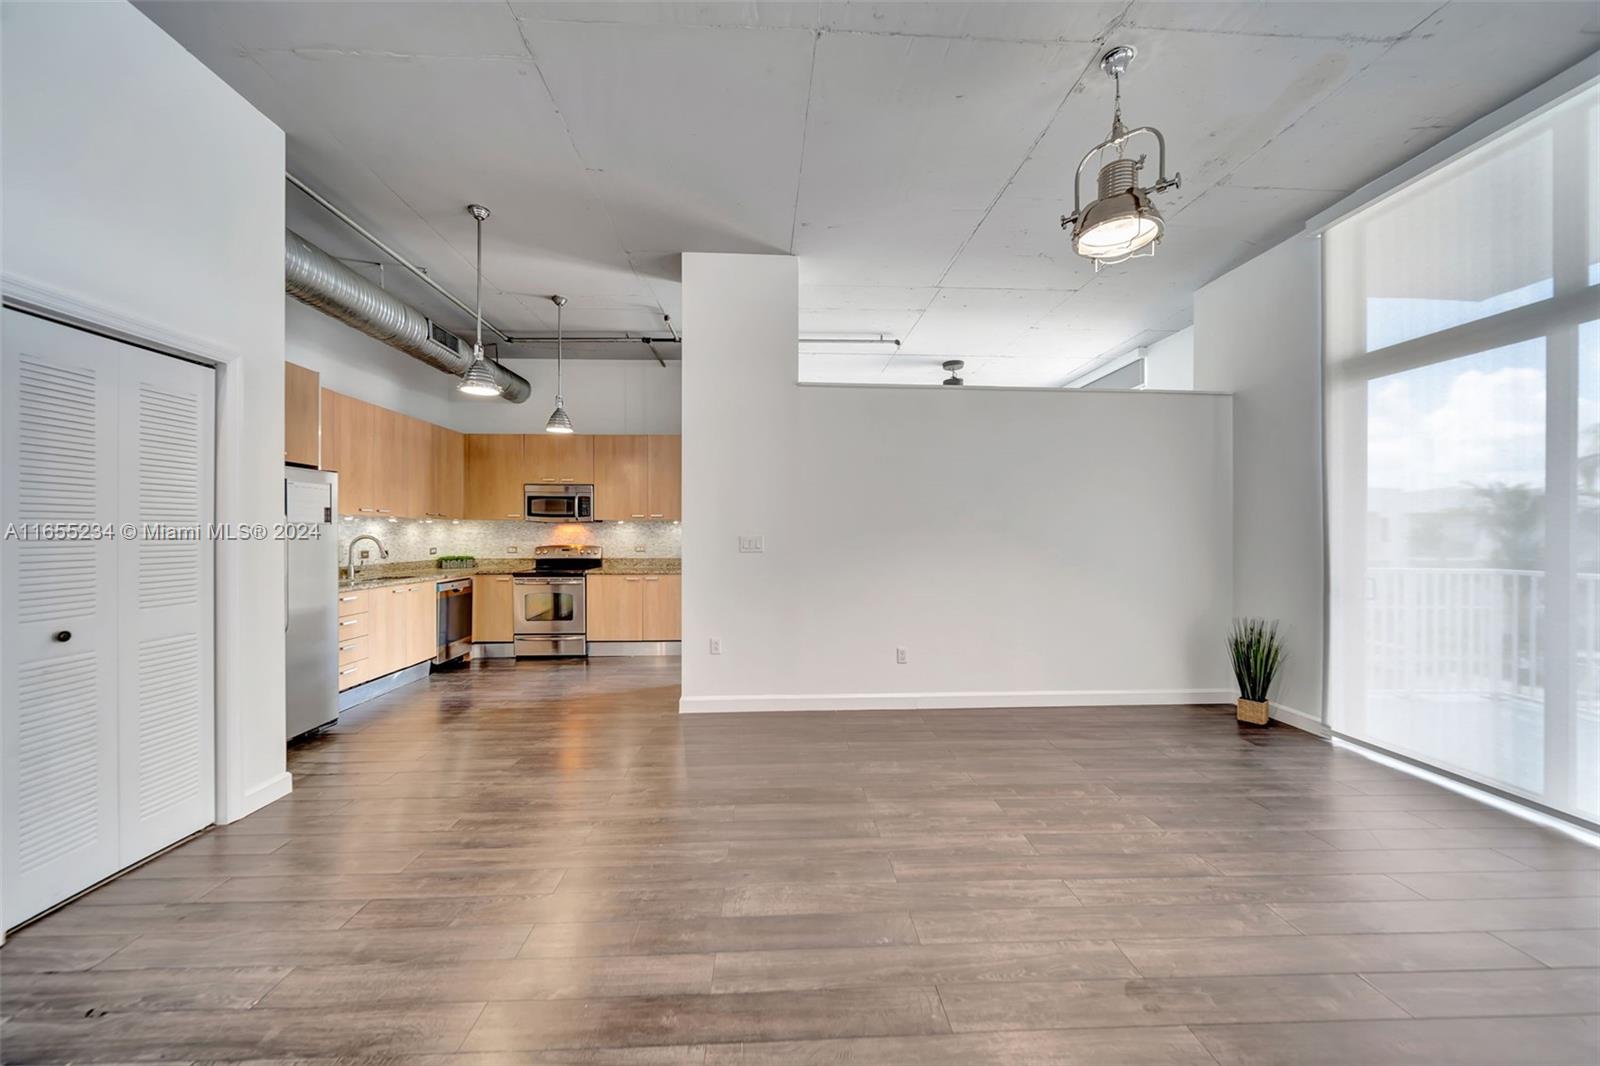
458, 203, 504, 397
1061, 46, 1181, 270
544, 294, 574, 433
942, 360, 965, 386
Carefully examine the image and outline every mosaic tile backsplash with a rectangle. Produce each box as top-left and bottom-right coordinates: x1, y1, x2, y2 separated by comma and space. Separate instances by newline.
337, 517, 680, 566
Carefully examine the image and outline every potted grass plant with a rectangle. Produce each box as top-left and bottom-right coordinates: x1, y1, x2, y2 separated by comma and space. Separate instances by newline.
1228, 618, 1282, 726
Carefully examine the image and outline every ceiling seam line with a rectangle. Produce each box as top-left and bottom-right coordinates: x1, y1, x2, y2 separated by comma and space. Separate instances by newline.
928, 2, 1134, 293
789, 29, 823, 254
505, 2, 663, 326
1212, 0, 1451, 214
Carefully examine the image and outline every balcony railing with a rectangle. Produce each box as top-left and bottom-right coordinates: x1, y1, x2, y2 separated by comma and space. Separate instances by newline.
1367, 567, 1600, 705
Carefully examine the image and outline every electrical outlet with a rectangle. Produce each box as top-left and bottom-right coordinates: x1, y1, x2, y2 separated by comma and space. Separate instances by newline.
429, 547, 438, 556
709, 637, 722, 655
896, 646, 908, 665
359, 549, 371, 560
507, 546, 519, 554
634, 544, 646, 553
738, 535, 764, 553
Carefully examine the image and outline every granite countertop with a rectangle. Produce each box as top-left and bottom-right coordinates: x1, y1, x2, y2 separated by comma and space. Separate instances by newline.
338, 557, 678, 591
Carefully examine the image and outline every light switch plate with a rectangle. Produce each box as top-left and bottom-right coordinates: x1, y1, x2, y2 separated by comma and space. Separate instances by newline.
738, 535, 764, 553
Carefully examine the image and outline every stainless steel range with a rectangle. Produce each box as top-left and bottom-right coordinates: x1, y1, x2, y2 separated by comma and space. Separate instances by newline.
513, 545, 602, 658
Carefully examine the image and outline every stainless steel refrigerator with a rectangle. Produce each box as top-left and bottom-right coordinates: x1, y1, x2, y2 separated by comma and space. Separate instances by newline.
285, 466, 339, 740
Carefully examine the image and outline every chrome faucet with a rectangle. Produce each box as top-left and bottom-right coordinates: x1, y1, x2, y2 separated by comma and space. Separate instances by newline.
346, 534, 388, 583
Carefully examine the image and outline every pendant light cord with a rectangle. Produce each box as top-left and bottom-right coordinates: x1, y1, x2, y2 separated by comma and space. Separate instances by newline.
474, 215, 484, 354
555, 298, 564, 401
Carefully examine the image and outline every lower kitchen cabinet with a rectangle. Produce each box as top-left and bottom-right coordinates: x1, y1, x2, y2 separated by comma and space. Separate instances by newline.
473, 574, 515, 642
338, 580, 436, 691
640, 574, 682, 640
588, 573, 681, 641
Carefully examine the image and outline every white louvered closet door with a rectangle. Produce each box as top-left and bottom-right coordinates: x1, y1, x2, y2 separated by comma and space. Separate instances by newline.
1, 310, 214, 928
115, 343, 215, 864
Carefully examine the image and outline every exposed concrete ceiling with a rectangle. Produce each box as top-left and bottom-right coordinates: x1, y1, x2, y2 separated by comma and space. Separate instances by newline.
139, 1, 1599, 386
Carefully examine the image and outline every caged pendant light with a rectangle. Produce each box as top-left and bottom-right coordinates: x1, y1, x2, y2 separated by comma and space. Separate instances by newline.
457, 203, 504, 396
544, 294, 574, 433
1060, 47, 1181, 270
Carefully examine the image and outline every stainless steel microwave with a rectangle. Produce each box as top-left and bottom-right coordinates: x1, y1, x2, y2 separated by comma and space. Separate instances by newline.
525, 483, 595, 522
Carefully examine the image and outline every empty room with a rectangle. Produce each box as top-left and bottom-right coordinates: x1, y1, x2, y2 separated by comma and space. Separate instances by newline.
1, 1, 1597, 1063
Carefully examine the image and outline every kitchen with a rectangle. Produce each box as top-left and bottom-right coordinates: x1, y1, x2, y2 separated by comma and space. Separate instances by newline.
284, 371, 682, 738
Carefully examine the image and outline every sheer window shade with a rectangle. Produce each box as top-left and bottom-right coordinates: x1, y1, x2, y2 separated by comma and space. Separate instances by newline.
1325, 81, 1599, 824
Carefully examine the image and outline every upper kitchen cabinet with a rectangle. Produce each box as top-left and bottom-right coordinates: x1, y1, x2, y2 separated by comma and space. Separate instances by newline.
322, 389, 463, 518
464, 433, 525, 520
593, 435, 649, 520
524, 433, 594, 485
284, 362, 320, 467
647, 434, 682, 520
428, 424, 464, 520
323, 389, 385, 515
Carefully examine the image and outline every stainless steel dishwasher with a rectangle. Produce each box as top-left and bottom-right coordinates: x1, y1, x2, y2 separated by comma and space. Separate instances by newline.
435, 577, 473, 665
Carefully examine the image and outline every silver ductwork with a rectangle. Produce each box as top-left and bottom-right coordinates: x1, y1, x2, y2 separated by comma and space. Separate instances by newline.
284, 229, 531, 403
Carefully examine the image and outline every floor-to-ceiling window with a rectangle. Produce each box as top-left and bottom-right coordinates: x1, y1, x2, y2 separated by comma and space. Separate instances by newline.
1325, 79, 1599, 824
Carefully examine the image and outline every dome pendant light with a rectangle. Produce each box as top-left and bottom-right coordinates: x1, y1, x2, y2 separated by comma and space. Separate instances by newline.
1060, 47, 1181, 270
457, 203, 504, 397
544, 294, 574, 433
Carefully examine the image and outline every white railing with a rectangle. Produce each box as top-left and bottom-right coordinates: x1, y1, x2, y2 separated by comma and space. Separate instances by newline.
1366, 567, 1600, 705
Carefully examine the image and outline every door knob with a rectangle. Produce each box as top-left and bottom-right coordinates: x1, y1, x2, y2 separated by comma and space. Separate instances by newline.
53, 630, 71, 642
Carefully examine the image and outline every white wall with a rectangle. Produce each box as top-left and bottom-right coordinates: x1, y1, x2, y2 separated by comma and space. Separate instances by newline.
682, 253, 1235, 712
2, 1, 290, 820
1145, 327, 1195, 391
1194, 236, 1325, 727
287, 298, 682, 435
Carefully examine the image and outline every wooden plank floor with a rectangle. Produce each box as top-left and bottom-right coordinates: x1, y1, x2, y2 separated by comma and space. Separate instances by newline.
3, 658, 1597, 1064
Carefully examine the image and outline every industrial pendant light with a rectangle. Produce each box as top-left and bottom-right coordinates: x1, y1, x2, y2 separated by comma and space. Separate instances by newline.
457, 203, 504, 397
544, 294, 574, 433
1060, 47, 1181, 270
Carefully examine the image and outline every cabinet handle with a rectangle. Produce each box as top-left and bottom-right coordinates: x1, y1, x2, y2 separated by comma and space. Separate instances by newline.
339, 618, 360, 627
645, 576, 659, 582
339, 665, 360, 677
53, 630, 72, 642
506, 513, 520, 518
358, 508, 377, 514
649, 513, 664, 518
625, 577, 641, 582
495, 577, 511, 582
630, 514, 645, 518
339, 594, 359, 602
377, 509, 392, 515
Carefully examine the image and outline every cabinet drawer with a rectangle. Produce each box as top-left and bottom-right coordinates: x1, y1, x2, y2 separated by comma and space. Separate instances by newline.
337, 634, 368, 666
336, 589, 369, 617
336, 611, 370, 638
337, 658, 374, 691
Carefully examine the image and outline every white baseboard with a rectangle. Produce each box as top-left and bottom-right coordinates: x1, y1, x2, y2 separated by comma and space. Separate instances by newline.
1270, 701, 1329, 737
679, 689, 1234, 714
222, 770, 292, 824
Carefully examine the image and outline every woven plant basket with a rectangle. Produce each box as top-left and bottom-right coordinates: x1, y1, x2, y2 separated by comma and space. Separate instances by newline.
1236, 698, 1270, 726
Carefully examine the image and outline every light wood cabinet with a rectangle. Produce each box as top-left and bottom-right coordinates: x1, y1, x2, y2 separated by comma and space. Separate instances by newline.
524, 433, 594, 484
588, 572, 680, 641
593, 435, 650, 520
646, 435, 682, 520
323, 391, 379, 515
640, 574, 682, 640
464, 434, 525, 519
321, 394, 677, 525
355, 580, 435, 690
429, 424, 464, 519
587, 575, 644, 641
473, 574, 515, 642
285, 362, 321, 467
